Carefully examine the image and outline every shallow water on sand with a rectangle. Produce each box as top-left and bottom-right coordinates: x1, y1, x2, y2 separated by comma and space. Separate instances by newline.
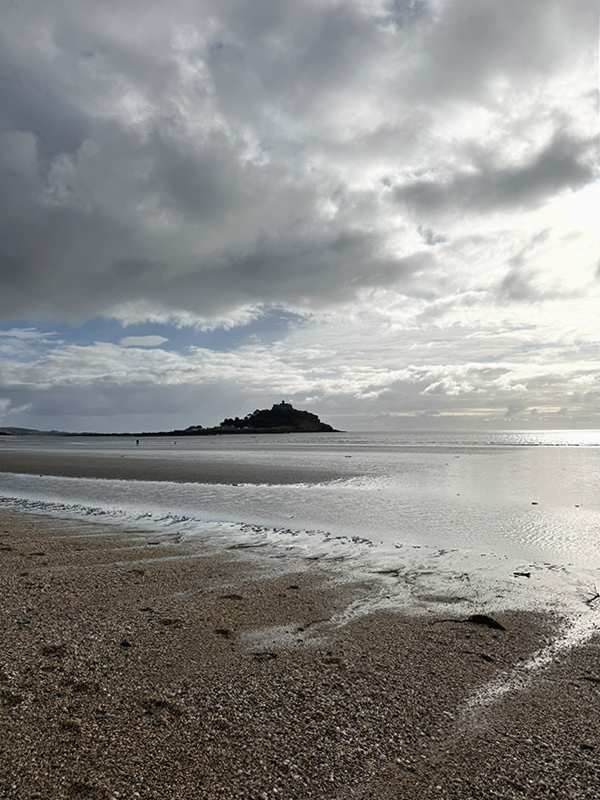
2, 431, 600, 625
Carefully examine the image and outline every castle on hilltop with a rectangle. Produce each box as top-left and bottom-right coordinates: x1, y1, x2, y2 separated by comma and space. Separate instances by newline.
213, 401, 337, 433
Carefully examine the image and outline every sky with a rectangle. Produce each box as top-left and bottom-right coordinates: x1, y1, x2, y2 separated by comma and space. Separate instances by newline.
0, 0, 598, 433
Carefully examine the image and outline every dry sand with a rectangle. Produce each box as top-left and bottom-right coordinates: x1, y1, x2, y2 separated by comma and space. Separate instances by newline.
1, 508, 600, 799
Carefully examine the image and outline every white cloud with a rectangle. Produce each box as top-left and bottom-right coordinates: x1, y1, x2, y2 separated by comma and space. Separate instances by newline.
0, 327, 61, 360
0, 327, 57, 340
119, 335, 169, 347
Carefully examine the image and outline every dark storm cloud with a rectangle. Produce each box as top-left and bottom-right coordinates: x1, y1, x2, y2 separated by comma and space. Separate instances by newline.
0, 0, 597, 326
394, 133, 597, 217
0, 32, 91, 159
111, 233, 433, 312
0, 109, 429, 320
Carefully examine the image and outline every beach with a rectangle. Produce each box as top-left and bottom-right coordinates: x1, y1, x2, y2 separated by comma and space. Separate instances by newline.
0, 446, 360, 486
2, 508, 600, 799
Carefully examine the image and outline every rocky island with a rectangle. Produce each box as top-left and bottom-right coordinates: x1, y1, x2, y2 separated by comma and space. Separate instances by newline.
179, 401, 339, 436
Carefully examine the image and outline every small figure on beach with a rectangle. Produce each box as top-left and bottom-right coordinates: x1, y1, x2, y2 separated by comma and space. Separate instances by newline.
136, 439, 139, 445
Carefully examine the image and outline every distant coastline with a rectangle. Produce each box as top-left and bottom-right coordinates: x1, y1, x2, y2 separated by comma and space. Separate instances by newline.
0, 401, 341, 437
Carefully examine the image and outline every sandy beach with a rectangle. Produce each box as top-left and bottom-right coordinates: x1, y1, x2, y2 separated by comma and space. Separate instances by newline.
1, 508, 600, 799
0, 447, 360, 486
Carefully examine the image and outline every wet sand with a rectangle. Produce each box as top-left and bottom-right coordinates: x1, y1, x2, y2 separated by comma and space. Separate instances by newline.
1, 509, 600, 799
0, 449, 357, 485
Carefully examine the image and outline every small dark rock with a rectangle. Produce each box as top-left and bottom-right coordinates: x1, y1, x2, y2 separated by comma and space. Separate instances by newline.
71, 680, 97, 694
253, 652, 278, 662
160, 617, 183, 628
141, 697, 182, 717
60, 719, 81, 734
466, 614, 506, 631
41, 643, 67, 657
1, 689, 25, 707
120, 639, 132, 648
69, 780, 110, 799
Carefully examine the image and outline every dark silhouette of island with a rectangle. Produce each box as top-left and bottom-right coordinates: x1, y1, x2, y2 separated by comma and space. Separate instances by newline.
0, 402, 340, 437
185, 401, 339, 435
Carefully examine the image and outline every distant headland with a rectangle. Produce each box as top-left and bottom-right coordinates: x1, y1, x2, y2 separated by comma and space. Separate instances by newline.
0, 402, 341, 437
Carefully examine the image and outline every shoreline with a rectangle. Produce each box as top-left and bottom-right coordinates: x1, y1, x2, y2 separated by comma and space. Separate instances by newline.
2, 509, 600, 798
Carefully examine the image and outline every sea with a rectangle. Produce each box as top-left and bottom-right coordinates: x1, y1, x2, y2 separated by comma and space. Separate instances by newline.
2, 430, 600, 638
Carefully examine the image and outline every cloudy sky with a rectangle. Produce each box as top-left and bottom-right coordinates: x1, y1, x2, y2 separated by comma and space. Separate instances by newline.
0, 0, 598, 432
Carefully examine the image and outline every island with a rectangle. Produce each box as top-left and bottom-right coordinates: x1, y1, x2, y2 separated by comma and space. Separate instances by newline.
109, 401, 340, 437
185, 401, 339, 435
